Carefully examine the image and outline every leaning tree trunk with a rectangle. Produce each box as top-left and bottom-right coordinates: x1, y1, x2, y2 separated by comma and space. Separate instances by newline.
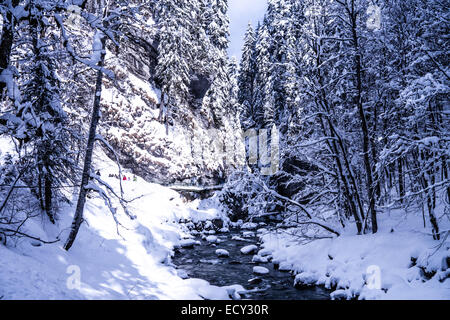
64, 32, 107, 251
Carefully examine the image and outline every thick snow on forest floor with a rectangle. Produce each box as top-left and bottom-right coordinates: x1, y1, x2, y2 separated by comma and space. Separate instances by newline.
0, 146, 237, 300
260, 209, 450, 300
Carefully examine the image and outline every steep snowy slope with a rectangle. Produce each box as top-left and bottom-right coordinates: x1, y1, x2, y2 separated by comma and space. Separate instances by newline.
95, 13, 245, 186
100, 54, 245, 185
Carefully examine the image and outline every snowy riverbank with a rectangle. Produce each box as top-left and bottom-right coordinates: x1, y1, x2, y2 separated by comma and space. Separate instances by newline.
260, 210, 450, 300
0, 148, 235, 300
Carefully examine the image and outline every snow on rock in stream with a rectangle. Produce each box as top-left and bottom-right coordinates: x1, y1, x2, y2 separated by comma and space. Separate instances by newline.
253, 266, 270, 275
232, 235, 249, 242
215, 249, 230, 257
241, 222, 258, 230
242, 231, 256, 238
252, 255, 269, 263
258, 249, 272, 257
205, 235, 219, 243
0, 145, 235, 300
178, 239, 199, 248
240, 245, 258, 255
278, 261, 293, 272
294, 272, 318, 288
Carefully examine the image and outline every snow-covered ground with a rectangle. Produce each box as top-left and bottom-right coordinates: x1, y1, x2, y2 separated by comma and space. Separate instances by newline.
260, 210, 450, 300
1, 137, 448, 300
0, 146, 238, 300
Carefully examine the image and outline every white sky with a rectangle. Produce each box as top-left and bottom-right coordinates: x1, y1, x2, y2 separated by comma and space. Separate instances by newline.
228, 0, 268, 61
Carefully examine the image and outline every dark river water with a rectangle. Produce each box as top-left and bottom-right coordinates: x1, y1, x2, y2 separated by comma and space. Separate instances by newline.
172, 229, 330, 300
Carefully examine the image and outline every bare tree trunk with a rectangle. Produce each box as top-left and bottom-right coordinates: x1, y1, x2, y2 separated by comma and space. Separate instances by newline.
64, 33, 107, 251
348, 0, 377, 233
44, 168, 55, 224
319, 113, 362, 234
312, 23, 364, 233
37, 165, 44, 211
398, 157, 405, 203
417, 149, 440, 240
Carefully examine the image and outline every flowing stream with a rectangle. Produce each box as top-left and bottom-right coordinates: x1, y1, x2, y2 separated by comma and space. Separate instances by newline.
172, 228, 330, 300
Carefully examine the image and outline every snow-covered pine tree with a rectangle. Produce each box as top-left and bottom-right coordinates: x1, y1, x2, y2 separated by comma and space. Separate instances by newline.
191, 0, 214, 77
201, 0, 231, 126
2, 0, 80, 224
227, 57, 240, 116
238, 23, 256, 129
207, 0, 230, 51
266, 0, 291, 127
274, 0, 302, 138
155, 0, 194, 130
252, 21, 275, 129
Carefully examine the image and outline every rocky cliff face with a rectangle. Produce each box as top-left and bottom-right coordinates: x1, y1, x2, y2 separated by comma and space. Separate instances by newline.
98, 22, 245, 185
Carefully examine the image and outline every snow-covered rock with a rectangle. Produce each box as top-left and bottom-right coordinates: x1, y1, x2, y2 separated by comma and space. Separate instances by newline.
215, 249, 230, 257
177, 269, 189, 279
231, 236, 244, 241
330, 289, 352, 300
179, 239, 198, 248
240, 245, 258, 255
241, 222, 258, 230
206, 235, 219, 243
278, 261, 293, 272
253, 266, 270, 275
204, 221, 214, 230
233, 220, 244, 227
252, 255, 269, 263
257, 249, 272, 257
224, 284, 246, 300
242, 231, 255, 238
294, 272, 319, 288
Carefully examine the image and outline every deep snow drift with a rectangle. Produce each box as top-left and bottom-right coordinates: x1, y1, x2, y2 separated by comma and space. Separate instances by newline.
0, 146, 238, 300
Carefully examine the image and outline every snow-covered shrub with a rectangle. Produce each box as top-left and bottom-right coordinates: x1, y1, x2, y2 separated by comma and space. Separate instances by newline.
218, 171, 282, 221
0, 156, 41, 246
218, 171, 258, 221
0, 154, 16, 186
